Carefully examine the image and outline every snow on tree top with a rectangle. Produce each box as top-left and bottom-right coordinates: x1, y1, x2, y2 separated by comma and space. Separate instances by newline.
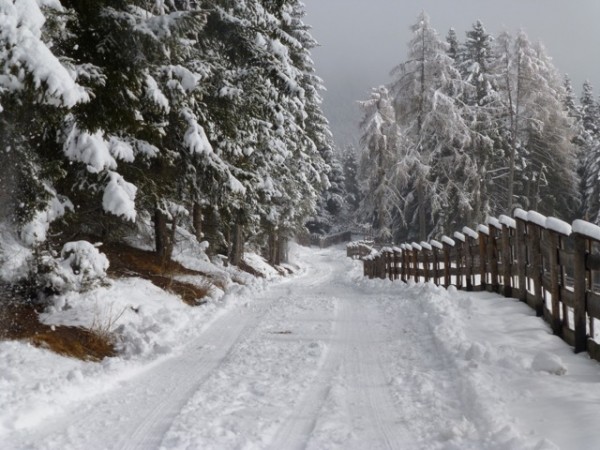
441, 236, 455, 246
545, 217, 572, 236
572, 219, 600, 241
453, 232, 466, 242
499, 215, 517, 229
527, 211, 547, 228
462, 227, 478, 239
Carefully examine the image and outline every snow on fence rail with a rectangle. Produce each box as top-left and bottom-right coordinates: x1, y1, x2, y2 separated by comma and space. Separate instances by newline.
346, 240, 375, 258
351, 210, 600, 362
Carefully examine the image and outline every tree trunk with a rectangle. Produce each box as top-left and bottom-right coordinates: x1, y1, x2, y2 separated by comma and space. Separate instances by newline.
201, 205, 222, 256
277, 234, 288, 264
417, 182, 426, 241
154, 208, 170, 260
269, 229, 280, 265
192, 202, 203, 242
229, 223, 244, 266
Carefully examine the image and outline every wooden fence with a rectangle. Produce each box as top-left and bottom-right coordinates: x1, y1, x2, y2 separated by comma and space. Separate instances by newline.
355, 209, 600, 361
346, 240, 375, 258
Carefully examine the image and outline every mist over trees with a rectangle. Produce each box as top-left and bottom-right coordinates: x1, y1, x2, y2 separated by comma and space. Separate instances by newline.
358, 12, 589, 242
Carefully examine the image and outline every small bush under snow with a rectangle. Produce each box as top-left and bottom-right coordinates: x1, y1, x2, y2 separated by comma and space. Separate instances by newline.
37, 241, 109, 295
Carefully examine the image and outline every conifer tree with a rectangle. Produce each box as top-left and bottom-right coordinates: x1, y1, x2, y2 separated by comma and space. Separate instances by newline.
579, 81, 600, 221
390, 12, 473, 239
461, 20, 503, 221
358, 86, 402, 241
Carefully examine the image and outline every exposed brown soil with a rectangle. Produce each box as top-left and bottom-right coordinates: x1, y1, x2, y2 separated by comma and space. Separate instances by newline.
0, 293, 116, 361
101, 242, 217, 306
0, 242, 215, 360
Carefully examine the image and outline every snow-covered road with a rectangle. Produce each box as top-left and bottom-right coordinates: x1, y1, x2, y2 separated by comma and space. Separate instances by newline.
4, 245, 600, 449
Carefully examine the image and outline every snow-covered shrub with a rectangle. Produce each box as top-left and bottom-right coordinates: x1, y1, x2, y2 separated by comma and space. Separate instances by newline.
35, 241, 109, 295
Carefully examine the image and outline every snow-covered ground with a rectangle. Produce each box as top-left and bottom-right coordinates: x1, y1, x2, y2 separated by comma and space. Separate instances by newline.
2, 244, 600, 449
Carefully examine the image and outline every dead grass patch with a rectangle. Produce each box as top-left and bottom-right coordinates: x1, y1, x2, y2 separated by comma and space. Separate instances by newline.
0, 292, 115, 361
101, 242, 220, 304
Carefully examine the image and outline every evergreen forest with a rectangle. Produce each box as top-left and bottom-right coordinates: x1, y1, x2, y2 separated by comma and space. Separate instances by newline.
358, 13, 600, 243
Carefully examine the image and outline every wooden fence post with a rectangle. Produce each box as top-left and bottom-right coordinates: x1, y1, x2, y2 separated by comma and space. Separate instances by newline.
365, 255, 372, 279
400, 244, 408, 282
411, 242, 422, 283
384, 248, 393, 281
514, 209, 528, 303
453, 232, 465, 289
499, 215, 516, 297
545, 218, 572, 336
442, 236, 455, 288
477, 225, 489, 290
431, 240, 442, 286
487, 218, 501, 293
463, 227, 478, 291
527, 211, 547, 317
379, 251, 386, 280
393, 247, 401, 280
421, 242, 432, 283
572, 230, 588, 353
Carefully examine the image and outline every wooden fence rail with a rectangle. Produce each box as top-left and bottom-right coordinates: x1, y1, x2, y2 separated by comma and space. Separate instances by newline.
351, 209, 600, 362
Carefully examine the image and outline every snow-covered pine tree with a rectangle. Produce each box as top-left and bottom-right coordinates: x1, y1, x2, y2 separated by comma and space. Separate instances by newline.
563, 75, 587, 217
525, 42, 576, 218
493, 30, 576, 217
446, 28, 462, 65
0, 0, 89, 246
390, 12, 474, 239
357, 86, 402, 241
461, 20, 504, 221
578, 80, 600, 221
342, 146, 361, 215
48, 1, 218, 260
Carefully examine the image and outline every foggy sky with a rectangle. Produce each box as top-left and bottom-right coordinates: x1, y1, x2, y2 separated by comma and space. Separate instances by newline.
303, 0, 600, 149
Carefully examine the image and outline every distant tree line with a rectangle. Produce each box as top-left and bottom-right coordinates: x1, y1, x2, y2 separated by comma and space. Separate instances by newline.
358, 12, 599, 242
0, 0, 337, 274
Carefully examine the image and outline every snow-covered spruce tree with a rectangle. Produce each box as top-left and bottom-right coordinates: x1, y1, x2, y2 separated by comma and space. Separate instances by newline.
460, 20, 505, 221
525, 41, 577, 217
357, 86, 403, 242
446, 28, 463, 67
492, 30, 576, 217
342, 147, 361, 215
389, 12, 474, 239
0, 0, 89, 246
578, 80, 600, 222
269, 0, 331, 261
563, 76, 587, 217
306, 148, 345, 236
51, 1, 239, 261
222, 0, 330, 264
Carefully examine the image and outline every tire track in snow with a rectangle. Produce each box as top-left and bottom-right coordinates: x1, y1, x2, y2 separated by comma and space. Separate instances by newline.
8, 305, 265, 450
269, 250, 414, 449
338, 296, 412, 449
266, 297, 345, 450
